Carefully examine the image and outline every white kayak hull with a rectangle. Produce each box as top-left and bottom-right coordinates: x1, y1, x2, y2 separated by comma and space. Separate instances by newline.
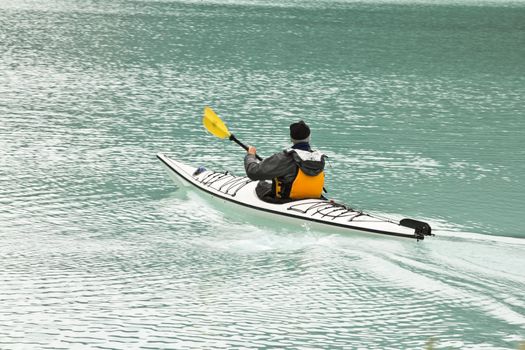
157, 153, 432, 240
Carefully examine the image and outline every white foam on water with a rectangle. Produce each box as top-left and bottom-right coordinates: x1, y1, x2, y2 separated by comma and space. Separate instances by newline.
435, 229, 525, 245
194, 223, 344, 254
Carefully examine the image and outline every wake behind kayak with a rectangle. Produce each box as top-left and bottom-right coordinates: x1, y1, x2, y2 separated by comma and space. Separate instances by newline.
157, 153, 433, 240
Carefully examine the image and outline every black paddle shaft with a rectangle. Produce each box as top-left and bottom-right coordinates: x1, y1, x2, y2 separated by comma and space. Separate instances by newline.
229, 134, 263, 161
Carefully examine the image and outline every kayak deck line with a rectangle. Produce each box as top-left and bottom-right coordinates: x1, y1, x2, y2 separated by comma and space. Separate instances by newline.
287, 200, 366, 221
156, 153, 433, 241
197, 170, 252, 196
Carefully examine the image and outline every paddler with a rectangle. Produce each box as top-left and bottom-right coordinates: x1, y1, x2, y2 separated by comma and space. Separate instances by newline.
244, 120, 326, 203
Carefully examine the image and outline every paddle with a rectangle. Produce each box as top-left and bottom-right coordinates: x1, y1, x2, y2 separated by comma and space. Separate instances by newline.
203, 106, 263, 161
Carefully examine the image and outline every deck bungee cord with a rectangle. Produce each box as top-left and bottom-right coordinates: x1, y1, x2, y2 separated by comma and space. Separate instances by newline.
287, 201, 365, 221
194, 168, 253, 197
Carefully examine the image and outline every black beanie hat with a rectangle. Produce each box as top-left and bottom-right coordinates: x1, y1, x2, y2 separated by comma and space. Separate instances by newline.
290, 120, 311, 140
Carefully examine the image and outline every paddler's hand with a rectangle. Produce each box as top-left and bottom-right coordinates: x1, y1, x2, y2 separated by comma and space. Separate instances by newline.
247, 146, 257, 156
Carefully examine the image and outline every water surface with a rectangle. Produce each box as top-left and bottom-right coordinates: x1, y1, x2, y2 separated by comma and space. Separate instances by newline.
1, 0, 524, 348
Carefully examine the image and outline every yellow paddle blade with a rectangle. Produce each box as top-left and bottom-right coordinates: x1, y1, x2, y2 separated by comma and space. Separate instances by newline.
203, 106, 231, 139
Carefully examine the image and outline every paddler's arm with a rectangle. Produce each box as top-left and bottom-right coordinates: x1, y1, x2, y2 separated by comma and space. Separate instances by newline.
244, 146, 288, 181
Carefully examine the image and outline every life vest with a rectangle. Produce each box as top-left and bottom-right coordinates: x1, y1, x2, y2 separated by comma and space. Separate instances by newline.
275, 149, 326, 200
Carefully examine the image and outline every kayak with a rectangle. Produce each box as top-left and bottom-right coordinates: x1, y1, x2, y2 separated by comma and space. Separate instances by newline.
157, 153, 433, 240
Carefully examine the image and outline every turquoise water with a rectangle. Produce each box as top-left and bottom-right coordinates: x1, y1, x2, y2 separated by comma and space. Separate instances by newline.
1, 0, 524, 348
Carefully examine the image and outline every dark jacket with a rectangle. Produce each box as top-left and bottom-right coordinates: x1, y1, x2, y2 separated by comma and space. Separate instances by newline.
244, 151, 298, 185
